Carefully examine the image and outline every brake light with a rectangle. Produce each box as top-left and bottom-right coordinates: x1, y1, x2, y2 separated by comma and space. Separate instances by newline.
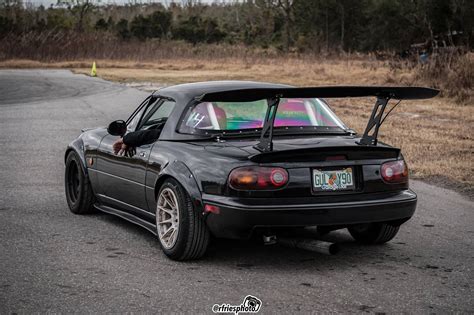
229, 166, 289, 190
381, 160, 408, 183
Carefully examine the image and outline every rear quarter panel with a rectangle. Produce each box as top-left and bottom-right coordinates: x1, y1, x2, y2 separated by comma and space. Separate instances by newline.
145, 141, 251, 212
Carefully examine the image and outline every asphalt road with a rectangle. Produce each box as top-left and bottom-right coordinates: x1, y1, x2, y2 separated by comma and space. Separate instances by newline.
0, 70, 473, 313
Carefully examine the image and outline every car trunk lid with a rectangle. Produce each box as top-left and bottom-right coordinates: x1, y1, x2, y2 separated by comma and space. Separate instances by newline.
245, 136, 400, 163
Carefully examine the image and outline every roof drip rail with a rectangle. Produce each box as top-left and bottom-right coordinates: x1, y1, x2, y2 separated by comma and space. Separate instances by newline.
358, 96, 390, 146
253, 96, 281, 152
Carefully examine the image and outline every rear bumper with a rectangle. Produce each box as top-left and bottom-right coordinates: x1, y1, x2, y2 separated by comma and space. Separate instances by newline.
203, 190, 417, 239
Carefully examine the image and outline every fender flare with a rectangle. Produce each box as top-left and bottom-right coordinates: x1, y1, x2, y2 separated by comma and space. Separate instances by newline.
154, 160, 204, 213
64, 138, 88, 176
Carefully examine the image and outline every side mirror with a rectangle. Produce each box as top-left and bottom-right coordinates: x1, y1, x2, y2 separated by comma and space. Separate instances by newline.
107, 120, 127, 136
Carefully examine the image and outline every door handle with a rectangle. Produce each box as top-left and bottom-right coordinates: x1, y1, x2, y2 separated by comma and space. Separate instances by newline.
139, 151, 147, 157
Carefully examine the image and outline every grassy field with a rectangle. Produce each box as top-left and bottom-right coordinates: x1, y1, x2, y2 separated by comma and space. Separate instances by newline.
1, 57, 473, 196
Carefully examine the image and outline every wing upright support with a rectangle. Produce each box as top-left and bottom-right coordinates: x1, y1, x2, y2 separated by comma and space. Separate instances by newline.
358, 97, 390, 146
253, 97, 281, 152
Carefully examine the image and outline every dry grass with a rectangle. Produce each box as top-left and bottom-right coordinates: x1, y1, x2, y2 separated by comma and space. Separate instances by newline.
414, 53, 473, 104
1, 57, 472, 196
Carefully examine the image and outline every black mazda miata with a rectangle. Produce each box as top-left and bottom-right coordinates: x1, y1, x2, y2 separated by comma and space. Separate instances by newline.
64, 81, 438, 260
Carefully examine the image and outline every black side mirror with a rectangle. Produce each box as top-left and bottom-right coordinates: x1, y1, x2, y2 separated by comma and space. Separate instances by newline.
107, 120, 127, 136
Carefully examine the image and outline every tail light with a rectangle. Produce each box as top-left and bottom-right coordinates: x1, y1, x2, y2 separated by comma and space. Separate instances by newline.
228, 166, 289, 190
381, 160, 408, 183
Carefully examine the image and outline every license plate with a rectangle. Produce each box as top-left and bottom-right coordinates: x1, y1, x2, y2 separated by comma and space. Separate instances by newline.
313, 167, 355, 191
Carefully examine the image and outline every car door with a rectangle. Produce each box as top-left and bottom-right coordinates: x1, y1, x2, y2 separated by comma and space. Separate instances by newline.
95, 97, 175, 217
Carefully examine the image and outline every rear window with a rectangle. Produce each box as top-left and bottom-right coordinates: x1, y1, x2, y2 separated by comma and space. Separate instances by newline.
179, 98, 346, 133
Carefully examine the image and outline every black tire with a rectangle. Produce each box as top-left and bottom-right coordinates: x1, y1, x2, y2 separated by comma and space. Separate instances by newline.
65, 151, 96, 214
348, 222, 400, 244
155, 178, 210, 261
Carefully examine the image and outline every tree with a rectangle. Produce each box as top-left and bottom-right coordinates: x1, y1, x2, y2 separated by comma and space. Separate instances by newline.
267, 0, 294, 51
148, 10, 172, 39
106, 16, 114, 29
94, 17, 107, 31
46, 7, 74, 30
0, 16, 15, 35
130, 14, 149, 40
56, 0, 94, 31
173, 16, 205, 44
172, 15, 226, 44
115, 18, 130, 40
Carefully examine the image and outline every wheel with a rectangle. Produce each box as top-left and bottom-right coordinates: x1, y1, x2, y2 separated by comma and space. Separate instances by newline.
65, 151, 96, 214
348, 222, 400, 244
155, 178, 210, 260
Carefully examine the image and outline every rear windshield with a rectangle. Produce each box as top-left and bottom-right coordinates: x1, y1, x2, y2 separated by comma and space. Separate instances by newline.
179, 98, 347, 134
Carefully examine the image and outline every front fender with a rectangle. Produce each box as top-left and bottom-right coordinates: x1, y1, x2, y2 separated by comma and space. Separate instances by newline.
154, 161, 204, 213
65, 138, 88, 176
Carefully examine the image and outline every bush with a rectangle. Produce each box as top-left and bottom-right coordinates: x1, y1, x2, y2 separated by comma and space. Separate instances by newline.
95, 18, 108, 31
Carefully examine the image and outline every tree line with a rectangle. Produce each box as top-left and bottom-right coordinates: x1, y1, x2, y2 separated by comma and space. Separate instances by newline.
1, 0, 472, 53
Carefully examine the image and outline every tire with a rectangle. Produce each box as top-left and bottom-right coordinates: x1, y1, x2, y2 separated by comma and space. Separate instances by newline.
65, 151, 96, 214
155, 178, 210, 260
348, 222, 400, 244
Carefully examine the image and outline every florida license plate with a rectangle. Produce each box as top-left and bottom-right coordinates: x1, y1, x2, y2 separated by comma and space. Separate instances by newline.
313, 167, 355, 191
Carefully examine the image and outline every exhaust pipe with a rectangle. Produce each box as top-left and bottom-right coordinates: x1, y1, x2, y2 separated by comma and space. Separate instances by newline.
262, 235, 277, 245
277, 237, 340, 255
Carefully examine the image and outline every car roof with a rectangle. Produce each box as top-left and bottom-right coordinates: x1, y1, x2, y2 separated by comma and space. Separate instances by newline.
156, 81, 292, 141
155, 80, 293, 100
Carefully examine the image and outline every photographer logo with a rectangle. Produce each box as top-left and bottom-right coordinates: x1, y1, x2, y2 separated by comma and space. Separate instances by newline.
212, 295, 262, 314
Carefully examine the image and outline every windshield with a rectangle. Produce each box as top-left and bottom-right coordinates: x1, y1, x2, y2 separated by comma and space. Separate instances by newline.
179, 98, 347, 134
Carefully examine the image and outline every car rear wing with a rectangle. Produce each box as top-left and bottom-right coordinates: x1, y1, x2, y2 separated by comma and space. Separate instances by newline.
195, 86, 439, 151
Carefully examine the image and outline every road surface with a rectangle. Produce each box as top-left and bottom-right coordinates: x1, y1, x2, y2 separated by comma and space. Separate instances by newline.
0, 70, 472, 313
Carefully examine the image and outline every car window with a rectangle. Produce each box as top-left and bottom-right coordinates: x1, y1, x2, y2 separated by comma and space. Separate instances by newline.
138, 100, 176, 130
179, 98, 346, 133
127, 106, 146, 132
127, 97, 154, 132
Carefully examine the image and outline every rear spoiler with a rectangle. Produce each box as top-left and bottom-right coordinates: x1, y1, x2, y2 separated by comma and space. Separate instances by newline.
196, 86, 439, 151
196, 86, 439, 102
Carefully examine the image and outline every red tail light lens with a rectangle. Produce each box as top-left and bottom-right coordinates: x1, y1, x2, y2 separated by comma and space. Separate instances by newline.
229, 166, 289, 190
381, 160, 409, 183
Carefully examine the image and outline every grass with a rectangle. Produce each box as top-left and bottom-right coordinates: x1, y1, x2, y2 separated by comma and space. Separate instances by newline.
1, 56, 472, 196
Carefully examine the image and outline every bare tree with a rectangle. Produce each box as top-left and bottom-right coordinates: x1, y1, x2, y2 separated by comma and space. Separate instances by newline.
338, 0, 344, 50
269, 0, 294, 51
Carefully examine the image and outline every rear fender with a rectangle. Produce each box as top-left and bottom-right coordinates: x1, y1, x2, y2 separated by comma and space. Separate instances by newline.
155, 161, 203, 213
